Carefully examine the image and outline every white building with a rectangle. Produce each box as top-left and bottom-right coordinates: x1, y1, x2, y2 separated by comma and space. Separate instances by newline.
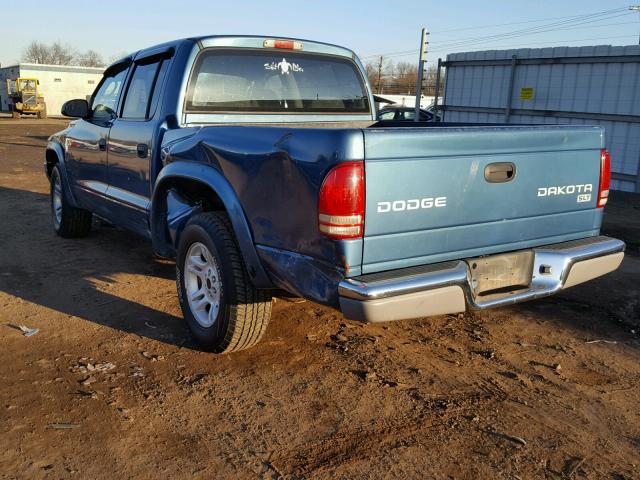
0, 63, 104, 116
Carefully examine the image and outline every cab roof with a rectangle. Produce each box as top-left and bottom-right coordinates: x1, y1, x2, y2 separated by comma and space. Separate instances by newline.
106, 35, 357, 72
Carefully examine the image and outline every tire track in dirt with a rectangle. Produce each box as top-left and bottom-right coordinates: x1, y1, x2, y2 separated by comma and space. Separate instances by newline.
273, 388, 501, 477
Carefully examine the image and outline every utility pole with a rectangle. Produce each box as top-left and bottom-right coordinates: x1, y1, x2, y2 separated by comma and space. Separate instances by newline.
376, 55, 384, 94
414, 28, 429, 122
631, 6, 640, 45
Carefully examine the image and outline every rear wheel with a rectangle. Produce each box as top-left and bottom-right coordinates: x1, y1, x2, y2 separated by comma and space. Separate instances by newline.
37, 105, 47, 119
50, 165, 92, 237
176, 212, 272, 353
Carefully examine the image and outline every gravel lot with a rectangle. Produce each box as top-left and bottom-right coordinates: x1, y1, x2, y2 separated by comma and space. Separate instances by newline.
1, 118, 639, 479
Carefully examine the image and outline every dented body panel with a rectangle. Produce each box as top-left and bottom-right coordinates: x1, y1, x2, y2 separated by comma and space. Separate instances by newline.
154, 125, 366, 294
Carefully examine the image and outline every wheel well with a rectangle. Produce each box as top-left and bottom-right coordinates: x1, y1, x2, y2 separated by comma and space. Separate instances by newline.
152, 175, 273, 289
45, 149, 59, 177
152, 177, 227, 257
164, 177, 225, 212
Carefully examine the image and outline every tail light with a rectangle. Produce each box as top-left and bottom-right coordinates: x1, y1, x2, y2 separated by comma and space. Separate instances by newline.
263, 39, 303, 50
318, 161, 365, 239
597, 149, 611, 208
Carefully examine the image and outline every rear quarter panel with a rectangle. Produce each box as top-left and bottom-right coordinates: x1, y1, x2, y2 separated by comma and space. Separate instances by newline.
161, 126, 366, 302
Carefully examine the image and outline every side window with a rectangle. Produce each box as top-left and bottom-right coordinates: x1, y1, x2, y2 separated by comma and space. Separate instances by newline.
378, 110, 396, 120
91, 68, 128, 122
401, 110, 416, 121
122, 60, 164, 120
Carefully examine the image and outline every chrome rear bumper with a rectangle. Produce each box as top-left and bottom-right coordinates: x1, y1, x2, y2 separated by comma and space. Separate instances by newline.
338, 236, 625, 322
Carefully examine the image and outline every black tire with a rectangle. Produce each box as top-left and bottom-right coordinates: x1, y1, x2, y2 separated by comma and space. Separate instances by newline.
50, 165, 92, 238
176, 212, 272, 353
37, 106, 47, 119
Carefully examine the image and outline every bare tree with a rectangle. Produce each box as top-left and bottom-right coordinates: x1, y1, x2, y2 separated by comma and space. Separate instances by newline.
22, 41, 51, 64
22, 40, 75, 65
422, 64, 445, 96
393, 62, 418, 94
77, 49, 105, 67
48, 41, 75, 65
22, 40, 109, 68
364, 56, 391, 94
364, 62, 377, 87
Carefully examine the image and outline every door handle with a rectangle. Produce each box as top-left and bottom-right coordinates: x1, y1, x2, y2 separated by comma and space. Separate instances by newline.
485, 162, 516, 183
98, 138, 107, 151
137, 143, 149, 158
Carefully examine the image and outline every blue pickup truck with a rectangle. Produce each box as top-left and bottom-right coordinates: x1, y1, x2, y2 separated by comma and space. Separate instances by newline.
46, 35, 625, 352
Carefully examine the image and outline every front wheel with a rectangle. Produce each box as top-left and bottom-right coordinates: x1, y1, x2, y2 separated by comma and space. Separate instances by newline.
176, 212, 272, 353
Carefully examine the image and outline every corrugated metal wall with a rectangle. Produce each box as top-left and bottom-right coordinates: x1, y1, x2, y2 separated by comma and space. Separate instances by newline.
440, 45, 640, 192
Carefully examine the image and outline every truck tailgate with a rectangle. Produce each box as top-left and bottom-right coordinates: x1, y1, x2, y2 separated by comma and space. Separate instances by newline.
362, 126, 604, 274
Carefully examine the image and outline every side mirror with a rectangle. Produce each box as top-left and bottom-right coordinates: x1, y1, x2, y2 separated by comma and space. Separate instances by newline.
61, 99, 89, 118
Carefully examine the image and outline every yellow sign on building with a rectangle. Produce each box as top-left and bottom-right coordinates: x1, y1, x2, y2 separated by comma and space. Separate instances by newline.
520, 87, 535, 101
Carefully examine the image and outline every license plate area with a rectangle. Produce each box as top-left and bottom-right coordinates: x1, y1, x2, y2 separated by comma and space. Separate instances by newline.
467, 251, 534, 297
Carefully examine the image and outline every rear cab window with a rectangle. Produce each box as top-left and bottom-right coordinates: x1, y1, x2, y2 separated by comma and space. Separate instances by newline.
185, 49, 370, 115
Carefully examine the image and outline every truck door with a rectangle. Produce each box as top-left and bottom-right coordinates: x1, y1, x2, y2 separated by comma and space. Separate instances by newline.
106, 52, 171, 236
64, 62, 129, 217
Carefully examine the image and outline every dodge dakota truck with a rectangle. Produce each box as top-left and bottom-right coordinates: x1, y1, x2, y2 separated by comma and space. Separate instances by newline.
45, 35, 625, 352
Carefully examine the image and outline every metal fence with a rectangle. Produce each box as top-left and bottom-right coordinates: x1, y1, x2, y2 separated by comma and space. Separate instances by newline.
435, 45, 640, 192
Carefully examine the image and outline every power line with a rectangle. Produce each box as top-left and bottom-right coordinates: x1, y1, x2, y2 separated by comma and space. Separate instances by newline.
376, 17, 636, 60
364, 19, 638, 60
360, 11, 614, 58
363, 34, 638, 68
360, 7, 631, 60
429, 7, 628, 34
428, 34, 638, 54
429, 11, 633, 51
362, 10, 631, 59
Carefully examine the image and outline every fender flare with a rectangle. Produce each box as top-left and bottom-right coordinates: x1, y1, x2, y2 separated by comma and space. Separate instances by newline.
46, 141, 80, 208
151, 162, 273, 289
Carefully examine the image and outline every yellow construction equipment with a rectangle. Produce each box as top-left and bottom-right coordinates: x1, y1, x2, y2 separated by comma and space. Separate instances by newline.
6, 77, 47, 119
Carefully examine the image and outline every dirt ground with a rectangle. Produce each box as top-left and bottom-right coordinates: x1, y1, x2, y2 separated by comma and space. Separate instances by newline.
0, 118, 639, 480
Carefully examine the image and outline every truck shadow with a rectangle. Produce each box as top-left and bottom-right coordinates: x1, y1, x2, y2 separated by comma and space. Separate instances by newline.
519, 287, 639, 346
0, 186, 203, 351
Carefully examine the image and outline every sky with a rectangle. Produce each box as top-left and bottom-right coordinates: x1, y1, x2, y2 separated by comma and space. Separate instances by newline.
0, 0, 638, 67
